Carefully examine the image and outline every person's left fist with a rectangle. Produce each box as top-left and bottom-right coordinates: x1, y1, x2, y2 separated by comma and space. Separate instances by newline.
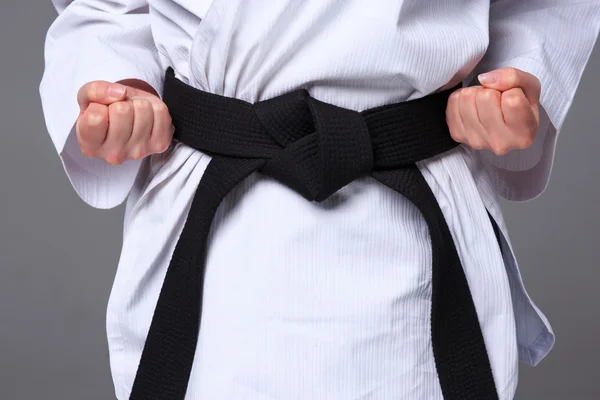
446, 67, 541, 156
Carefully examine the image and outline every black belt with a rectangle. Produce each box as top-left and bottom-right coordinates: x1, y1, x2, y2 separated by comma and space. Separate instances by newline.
129, 67, 499, 400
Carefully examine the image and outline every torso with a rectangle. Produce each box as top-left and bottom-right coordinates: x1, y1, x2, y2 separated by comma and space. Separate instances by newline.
106, 2, 550, 398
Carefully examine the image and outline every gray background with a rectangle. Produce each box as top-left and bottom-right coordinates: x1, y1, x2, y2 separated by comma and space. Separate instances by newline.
1, 1, 598, 399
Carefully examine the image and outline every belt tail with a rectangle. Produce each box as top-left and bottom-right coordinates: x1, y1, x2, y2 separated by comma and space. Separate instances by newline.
372, 166, 499, 400
129, 156, 265, 400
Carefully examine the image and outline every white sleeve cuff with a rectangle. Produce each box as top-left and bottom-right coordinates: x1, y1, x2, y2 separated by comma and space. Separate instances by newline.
477, 106, 557, 202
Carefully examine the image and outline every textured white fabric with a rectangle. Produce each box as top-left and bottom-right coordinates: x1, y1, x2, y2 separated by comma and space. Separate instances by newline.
39, 1, 600, 399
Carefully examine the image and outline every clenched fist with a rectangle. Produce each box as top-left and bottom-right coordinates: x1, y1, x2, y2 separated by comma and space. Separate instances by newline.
76, 79, 175, 166
446, 67, 541, 156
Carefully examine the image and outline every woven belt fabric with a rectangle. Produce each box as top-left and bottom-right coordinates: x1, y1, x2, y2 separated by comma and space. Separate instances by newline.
129, 67, 499, 400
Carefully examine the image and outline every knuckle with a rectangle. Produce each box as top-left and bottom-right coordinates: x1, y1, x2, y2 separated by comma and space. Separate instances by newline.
477, 88, 491, 99
461, 87, 477, 100
131, 146, 147, 160
489, 137, 504, 151
504, 94, 527, 109
477, 88, 498, 103
133, 98, 151, 110
493, 145, 510, 156
105, 151, 124, 166
152, 102, 167, 113
447, 96, 460, 113
448, 90, 461, 103
113, 101, 132, 114
517, 136, 534, 149
87, 112, 105, 127
505, 68, 520, 86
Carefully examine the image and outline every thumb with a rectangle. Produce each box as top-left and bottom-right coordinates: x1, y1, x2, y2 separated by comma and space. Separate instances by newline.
477, 67, 541, 107
77, 81, 128, 113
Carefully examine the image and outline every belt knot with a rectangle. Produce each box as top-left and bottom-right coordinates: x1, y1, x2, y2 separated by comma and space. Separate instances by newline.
253, 89, 373, 202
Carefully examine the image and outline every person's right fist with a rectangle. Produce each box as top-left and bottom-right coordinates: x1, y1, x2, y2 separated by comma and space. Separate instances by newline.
76, 80, 175, 166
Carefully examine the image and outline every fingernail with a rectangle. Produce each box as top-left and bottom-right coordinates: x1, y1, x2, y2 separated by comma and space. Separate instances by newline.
478, 72, 497, 85
109, 84, 126, 99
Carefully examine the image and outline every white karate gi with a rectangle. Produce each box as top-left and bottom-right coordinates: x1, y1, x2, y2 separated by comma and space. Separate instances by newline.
40, 1, 600, 399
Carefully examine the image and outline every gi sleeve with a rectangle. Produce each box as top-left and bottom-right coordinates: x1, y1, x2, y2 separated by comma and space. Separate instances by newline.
466, 0, 600, 201
39, 0, 164, 209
